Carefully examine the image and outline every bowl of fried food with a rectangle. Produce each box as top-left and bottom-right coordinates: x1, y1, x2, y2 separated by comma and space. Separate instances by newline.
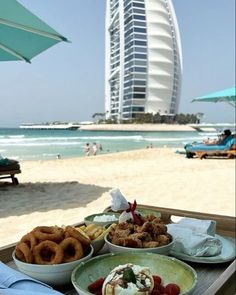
71, 252, 197, 295
76, 223, 116, 254
84, 212, 119, 227
12, 225, 93, 285
104, 215, 174, 255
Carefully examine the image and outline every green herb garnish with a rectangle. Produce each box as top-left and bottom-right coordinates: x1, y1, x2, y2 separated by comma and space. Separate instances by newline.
122, 267, 136, 284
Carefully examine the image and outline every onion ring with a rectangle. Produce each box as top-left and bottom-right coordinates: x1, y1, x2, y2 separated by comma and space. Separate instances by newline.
65, 226, 90, 246
33, 240, 63, 264
33, 226, 64, 242
60, 237, 84, 263
20, 233, 37, 250
15, 242, 33, 263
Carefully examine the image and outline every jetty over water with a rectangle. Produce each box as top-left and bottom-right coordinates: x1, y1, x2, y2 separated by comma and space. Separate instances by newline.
190, 123, 236, 132
19, 123, 80, 130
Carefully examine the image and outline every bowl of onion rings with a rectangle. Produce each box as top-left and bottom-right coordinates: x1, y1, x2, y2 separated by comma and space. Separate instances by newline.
12, 225, 94, 285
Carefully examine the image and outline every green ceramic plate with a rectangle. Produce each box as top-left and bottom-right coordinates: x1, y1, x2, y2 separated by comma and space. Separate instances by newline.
71, 252, 197, 295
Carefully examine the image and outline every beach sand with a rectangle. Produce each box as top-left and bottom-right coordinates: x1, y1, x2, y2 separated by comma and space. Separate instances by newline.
0, 148, 235, 247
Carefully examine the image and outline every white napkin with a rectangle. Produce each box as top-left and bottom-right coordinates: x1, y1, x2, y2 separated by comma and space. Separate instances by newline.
174, 217, 216, 236
167, 218, 223, 257
0, 262, 62, 295
110, 188, 140, 223
110, 188, 129, 211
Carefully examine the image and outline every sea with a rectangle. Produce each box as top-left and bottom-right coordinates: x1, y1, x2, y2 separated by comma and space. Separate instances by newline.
1, 127, 232, 161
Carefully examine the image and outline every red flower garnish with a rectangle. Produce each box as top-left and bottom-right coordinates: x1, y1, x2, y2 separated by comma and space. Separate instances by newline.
126, 200, 142, 225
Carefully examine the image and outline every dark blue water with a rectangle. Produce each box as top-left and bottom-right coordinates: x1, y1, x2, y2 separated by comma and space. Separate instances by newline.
0, 128, 218, 161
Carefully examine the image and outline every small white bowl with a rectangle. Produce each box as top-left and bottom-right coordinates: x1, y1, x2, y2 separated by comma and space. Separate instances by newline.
84, 212, 119, 227
104, 234, 174, 255
12, 245, 94, 285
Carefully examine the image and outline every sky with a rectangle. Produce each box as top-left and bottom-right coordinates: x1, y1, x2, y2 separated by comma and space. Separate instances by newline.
0, 0, 235, 127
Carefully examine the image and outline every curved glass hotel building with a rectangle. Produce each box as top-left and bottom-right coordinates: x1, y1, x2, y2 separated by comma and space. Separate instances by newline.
105, 0, 182, 121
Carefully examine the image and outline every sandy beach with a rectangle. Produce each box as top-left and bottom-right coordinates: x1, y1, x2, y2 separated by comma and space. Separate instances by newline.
0, 148, 235, 248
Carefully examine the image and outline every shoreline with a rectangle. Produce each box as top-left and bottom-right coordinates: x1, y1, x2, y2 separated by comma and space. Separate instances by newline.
79, 124, 195, 132
0, 148, 235, 247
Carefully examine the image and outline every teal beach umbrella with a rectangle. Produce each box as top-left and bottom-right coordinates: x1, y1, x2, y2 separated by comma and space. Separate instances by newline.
0, 0, 68, 63
192, 86, 236, 107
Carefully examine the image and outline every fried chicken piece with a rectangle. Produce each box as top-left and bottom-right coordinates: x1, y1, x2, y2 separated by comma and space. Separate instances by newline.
120, 238, 143, 248
142, 241, 159, 248
109, 229, 130, 239
143, 215, 161, 223
116, 222, 134, 231
152, 223, 167, 236
140, 221, 153, 233
151, 217, 164, 225
129, 232, 151, 241
156, 234, 170, 246
111, 237, 142, 248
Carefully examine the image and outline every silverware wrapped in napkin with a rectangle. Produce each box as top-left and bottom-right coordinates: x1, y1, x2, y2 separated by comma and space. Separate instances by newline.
167, 218, 222, 257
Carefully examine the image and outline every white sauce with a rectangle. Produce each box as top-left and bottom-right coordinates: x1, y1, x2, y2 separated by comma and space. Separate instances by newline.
93, 214, 118, 222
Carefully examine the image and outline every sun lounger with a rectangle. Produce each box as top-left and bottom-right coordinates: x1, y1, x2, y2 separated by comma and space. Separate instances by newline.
0, 159, 21, 185
185, 136, 236, 159
195, 143, 236, 159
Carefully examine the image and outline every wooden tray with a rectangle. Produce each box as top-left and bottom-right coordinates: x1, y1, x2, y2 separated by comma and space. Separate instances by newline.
1, 205, 235, 295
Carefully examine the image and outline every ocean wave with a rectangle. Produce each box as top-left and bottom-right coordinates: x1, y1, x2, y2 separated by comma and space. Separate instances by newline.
142, 136, 204, 142
81, 135, 143, 140
0, 142, 82, 147
42, 153, 59, 157
198, 132, 218, 136
8, 135, 25, 138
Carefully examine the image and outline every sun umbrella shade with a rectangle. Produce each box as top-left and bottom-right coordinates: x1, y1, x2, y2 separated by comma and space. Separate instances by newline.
192, 86, 236, 107
0, 0, 68, 62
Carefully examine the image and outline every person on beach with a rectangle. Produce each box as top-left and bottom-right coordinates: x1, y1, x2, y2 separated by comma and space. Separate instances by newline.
98, 143, 103, 152
203, 129, 232, 145
146, 143, 153, 149
84, 143, 91, 156
92, 142, 98, 156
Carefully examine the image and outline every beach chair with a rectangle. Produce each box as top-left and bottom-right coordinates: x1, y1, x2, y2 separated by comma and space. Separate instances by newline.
0, 158, 21, 185
185, 136, 236, 159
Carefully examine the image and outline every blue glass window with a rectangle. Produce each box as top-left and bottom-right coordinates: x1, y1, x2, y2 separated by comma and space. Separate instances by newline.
133, 87, 146, 92
134, 27, 146, 33
132, 106, 145, 111
134, 53, 147, 59
133, 3, 145, 8
134, 40, 147, 46
133, 21, 146, 27
133, 8, 145, 14
133, 14, 146, 20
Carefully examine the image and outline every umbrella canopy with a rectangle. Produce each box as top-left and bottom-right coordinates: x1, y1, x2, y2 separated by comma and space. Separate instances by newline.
0, 0, 68, 63
192, 86, 236, 107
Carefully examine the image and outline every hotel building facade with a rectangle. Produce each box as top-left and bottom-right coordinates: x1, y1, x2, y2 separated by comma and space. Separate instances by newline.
105, 0, 182, 121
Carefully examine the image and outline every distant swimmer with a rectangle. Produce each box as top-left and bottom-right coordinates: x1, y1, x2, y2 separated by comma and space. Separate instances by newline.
84, 143, 91, 156
92, 142, 98, 156
98, 143, 103, 151
146, 143, 153, 149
